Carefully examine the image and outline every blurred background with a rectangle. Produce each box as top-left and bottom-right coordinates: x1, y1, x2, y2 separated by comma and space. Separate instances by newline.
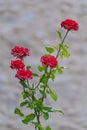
0, 0, 87, 130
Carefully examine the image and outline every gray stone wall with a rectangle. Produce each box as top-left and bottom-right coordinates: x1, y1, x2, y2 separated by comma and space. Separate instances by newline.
0, 0, 87, 130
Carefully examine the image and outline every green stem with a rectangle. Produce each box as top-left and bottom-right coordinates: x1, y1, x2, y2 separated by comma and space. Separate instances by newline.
27, 79, 31, 89
34, 67, 48, 90
40, 30, 69, 104
23, 87, 31, 102
56, 30, 69, 58
31, 90, 41, 130
41, 68, 51, 102
32, 30, 69, 130
35, 30, 69, 90
34, 108, 41, 130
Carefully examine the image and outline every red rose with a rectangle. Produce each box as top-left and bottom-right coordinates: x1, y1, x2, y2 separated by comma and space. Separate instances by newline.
11, 46, 30, 59
10, 60, 25, 70
40, 56, 49, 67
61, 19, 79, 31
40, 55, 58, 68
15, 69, 33, 81
48, 55, 58, 68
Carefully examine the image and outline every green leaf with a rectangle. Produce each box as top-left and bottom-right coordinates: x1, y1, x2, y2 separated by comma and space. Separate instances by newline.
44, 54, 50, 56
22, 92, 29, 99
20, 101, 28, 107
28, 102, 36, 109
56, 30, 62, 40
46, 126, 51, 130
53, 45, 59, 51
43, 106, 53, 112
28, 89, 35, 94
51, 109, 64, 115
63, 48, 70, 58
22, 113, 35, 124
50, 69, 56, 81
43, 112, 49, 120
41, 76, 48, 84
22, 92, 27, 99
60, 45, 70, 58
39, 90, 46, 97
26, 113, 35, 120
33, 122, 44, 130
63, 44, 70, 49
45, 47, 54, 54
57, 67, 63, 74
38, 65, 45, 72
50, 92, 58, 101
36, 98, 44, 111
14, 108, 24, 117
20, 81, 28, 88
26, 65, 31, 70
32, 73, 39, 77
56, 109, 64, 115
39, 85, 45, 88
22, 119, 29, 124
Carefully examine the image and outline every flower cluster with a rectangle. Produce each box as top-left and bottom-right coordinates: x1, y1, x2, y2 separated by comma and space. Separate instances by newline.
10, 47, 58, 81
10, 46, 32, 81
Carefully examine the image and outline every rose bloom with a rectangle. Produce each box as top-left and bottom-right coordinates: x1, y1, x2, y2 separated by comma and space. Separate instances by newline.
40, 55, 58, 68
61, 19, 79, 31
15, 69, 33, 81
11, 46, 30, 59
10, 60, 25, 70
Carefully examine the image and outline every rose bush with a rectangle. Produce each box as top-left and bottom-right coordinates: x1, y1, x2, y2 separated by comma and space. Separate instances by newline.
10, 19, 79, 130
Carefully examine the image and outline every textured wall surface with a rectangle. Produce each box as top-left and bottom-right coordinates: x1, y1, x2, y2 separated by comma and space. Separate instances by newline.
0, 0, 87, 130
